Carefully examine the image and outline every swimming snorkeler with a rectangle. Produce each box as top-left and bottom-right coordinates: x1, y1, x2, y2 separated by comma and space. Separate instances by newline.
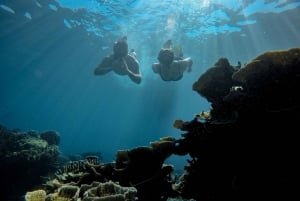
94, 36, 142, 84
152, 39, 192, 81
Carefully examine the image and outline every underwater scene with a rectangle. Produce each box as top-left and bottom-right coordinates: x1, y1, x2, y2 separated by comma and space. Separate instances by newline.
0, 0, 300, 201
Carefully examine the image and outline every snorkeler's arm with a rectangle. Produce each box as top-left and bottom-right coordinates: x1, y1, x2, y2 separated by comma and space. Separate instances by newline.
152, 63, 160, 73
94, 65, 112, 75
122, 56, 142, 84
127, 71, 142, 84
94, 55, 114, 75
179, 57, 193, 73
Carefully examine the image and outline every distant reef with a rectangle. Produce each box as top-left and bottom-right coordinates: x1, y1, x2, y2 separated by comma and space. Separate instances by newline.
2, 47, 300, 201
0, 125, 60, 201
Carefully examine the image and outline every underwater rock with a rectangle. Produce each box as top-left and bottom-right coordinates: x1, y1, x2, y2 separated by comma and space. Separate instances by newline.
232, 48, 300, 87
192, 58, 238, 105
232, 47, 300, 111
114, 137, 178, 201
172, 47, 300, 201
114, 137, 176, 185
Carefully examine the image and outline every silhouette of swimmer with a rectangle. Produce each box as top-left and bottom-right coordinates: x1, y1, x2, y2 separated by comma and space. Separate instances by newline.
94, 36, 142, 84
152, 40, 192, 81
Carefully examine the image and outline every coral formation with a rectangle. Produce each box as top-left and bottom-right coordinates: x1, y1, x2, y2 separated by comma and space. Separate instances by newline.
232, 48, 300, 86
232, 48, 300, 110
114, 137, 178, 201
8, 47, 300, 201
192, 57, 238, 104
40, 131, 60, 146
39, 138, 177, 201
174, 47, 300, 200
31, 159, 139, 201
25, 189, 47, 201
82, 181, 137, 201
0, 125, 60, 201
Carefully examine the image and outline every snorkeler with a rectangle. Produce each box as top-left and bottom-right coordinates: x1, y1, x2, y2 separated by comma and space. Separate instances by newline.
163, 39, 183, 60
94, 36, 142, 84
152, 40, 192, 81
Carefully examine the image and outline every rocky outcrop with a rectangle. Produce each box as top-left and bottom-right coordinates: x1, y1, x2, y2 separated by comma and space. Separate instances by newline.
175, 47, 300, 200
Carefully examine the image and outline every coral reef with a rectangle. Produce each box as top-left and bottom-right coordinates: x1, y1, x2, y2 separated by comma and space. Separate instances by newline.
114, 137, 178, 201
25, 189, 47, 201
175, 47, 300, 200
232, 48, 300, 111
25, 154, 138, 201
37, 138, 178, 201
26, 181, 137, 201
17, 47, 300, 201
40, 131, 60, 146
0, 125, 60, 201
232, 48, 300, 86
192, 57, 238, 105
82, 181, 137, 201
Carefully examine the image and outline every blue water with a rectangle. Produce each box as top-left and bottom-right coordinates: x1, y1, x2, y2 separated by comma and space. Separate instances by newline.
1, 0, 300, 169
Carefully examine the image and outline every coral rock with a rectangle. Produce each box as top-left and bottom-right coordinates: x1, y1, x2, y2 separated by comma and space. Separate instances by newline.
25, 189, 47, 201
232, 47, 300, 110
192, 57, 237, 104
232, 48, 300, 86
40, 131, 60, 146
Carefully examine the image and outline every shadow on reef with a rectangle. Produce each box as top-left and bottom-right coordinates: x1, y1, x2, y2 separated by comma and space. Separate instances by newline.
1, 47, 300, 201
